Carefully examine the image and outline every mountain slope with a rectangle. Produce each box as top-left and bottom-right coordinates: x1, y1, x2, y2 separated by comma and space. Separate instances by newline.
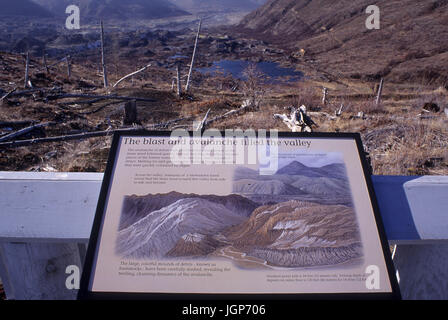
119, 191, 257, 230
171, 0, 264, 13
225, 200, 363, 267
32, 0, 189, 19
237, 0, 448, 82
116, 198, 247, 259
232, 162, 351, 203
166, 233, 223, 257
0, 0, 52, 17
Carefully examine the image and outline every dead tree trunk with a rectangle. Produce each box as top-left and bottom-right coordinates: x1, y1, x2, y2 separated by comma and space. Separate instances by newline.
185, 19, 202, 93
66, 56, 71, 79
100, 20, 108, 88
24, 52, 31, 88
42, 50, 49, 73
123, 100, 138, 125
176, 64, 182, 97
322, 87, 328, 105
376, 78, 384, 106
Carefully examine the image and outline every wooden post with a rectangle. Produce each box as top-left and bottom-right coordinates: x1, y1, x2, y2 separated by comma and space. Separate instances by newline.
24, 52, 31, 88
185, 19, 202, 93
176, 64, 182, 97
376, 78, 384, 106
322, 87, 328, 105
100, 21, 108, 88
123, 100, 138, 125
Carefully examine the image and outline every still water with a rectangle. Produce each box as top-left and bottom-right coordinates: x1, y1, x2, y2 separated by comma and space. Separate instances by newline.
198, 60, 302, 83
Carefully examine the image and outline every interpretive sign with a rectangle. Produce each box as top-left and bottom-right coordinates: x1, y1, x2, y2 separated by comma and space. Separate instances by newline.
79, 130, 400, 299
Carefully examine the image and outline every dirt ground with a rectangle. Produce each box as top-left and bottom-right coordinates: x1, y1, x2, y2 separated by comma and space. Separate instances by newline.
1, 49, 447, 176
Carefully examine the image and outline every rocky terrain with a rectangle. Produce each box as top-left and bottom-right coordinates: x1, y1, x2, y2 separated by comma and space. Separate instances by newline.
237, 0, 448, 84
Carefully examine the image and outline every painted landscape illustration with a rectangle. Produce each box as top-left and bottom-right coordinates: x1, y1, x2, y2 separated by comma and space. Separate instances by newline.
116, 157, 363, 269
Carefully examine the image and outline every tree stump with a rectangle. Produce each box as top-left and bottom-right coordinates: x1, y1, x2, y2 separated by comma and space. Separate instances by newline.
123, 100, 137, 125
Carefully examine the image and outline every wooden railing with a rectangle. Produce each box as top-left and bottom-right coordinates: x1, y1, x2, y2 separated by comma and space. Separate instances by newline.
0, 172, 447, 299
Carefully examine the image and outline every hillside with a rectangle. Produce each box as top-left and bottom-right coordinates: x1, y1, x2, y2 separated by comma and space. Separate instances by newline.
237, 0, 448, 83
232, 162, 352, 205
0, 0, 52, 17
170, 0, 264, 13
116, 198, 247, 259
32, 0, 189, 20
225, 200, 363, 267
119, 192, 257, 230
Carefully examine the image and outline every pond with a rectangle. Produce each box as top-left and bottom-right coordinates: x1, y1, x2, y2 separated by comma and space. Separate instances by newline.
197, 60, 303, 83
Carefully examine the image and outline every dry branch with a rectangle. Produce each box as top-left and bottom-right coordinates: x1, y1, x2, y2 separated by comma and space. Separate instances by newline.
112, 64, 151, 88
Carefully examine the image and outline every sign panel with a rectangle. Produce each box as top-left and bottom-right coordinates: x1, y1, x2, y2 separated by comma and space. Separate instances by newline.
79, 130, 400, 299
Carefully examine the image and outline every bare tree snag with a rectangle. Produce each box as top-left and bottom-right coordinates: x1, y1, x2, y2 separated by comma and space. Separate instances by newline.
376, 78, 384, 106
195, 108, 211, 131
112, 64, 151, 88
176, 64, 182, 97
24, 52, 32, 89
123, 100, 138, 125
100, 20, 108, 88
66, 56, 71, 79
185, 19, 202, 92
322, 87, 328, 105
42, 50, 49, 73
335, 104, 343, 116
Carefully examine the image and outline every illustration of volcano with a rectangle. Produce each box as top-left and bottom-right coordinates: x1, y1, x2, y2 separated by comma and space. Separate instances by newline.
116, 158, 362, 268
223, 200, 362, 268
232, 160, 352, 206
116, 194, 256, 259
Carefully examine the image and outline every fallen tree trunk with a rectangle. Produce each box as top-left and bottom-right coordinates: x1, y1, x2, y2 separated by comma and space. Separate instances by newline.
0, 122, 55, 143
1, 88, 17, 102
0, 127, 142, 148
202, 99, 253, 127
46, 93, 156, 102
0, 120, 35, 127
